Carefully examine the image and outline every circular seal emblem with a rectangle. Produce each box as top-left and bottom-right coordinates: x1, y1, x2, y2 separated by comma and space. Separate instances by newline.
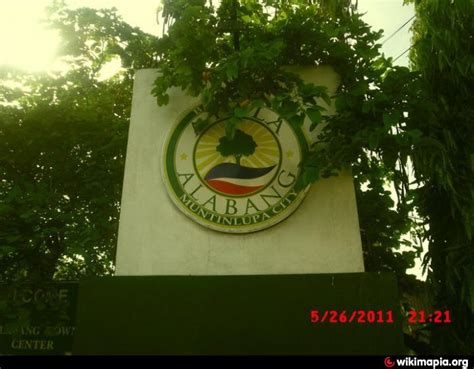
162, 106, 309, 233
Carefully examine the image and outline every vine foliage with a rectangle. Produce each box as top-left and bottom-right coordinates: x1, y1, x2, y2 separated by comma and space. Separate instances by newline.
152, 0, 421, 290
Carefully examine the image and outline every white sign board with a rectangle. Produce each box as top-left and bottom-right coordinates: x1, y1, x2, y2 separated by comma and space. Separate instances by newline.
115, 67, 364, 275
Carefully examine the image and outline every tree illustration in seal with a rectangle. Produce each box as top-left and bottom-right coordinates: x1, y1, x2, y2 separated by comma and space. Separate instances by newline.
216, 129, 257, 166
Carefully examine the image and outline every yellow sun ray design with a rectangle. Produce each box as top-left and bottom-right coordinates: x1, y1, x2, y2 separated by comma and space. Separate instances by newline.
258, 136, 275, 143
247, 155, 267, 168
197, 142, 218, 148
254, 130, 272, 139
241, 121, 261, 135
200, 134, 220, 143
197, 153, 223, 173
240, 158, 252, 167
194, 120, 281, 177
254, 153, 277, 166
195, 148, 220, 159
258, 147, 279, 156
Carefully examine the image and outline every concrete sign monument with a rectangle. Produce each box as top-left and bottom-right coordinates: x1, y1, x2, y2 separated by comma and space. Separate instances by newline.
115, 66, 364, 275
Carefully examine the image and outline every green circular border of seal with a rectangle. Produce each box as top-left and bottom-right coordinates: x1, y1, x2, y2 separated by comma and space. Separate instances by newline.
161, 105, 311, 234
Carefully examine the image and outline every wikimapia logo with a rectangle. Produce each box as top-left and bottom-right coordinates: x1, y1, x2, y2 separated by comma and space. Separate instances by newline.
162, 105, 310, 233
384, 356, 469, 369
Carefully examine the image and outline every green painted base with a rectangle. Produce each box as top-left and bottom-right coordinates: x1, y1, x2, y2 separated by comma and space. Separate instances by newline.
73, 273, 405, 355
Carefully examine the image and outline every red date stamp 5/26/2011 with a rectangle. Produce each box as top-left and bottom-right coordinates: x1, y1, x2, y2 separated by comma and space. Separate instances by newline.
310, 310, 394, 324
309, 310, 452, 324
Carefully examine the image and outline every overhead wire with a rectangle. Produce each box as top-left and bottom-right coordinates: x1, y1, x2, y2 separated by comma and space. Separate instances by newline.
393, 46, 412, 63
381, 15, 415, 46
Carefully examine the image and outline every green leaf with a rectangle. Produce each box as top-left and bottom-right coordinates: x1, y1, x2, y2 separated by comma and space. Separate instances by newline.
241, 15, 252, 23
279, 100, 299, 117
406, 129, 422, 141
225, 117, 239, 139
352, 81, 369, 96
306, 108, 322, 127
362, 100, 373, 114
302, 166, 319, 184
382, 113, 398, 127
321, 94, 332, 107
234, 106, 248, 119
156, 94, 169, 106
226, 62, 238, 81
202, 88, 211, 106
0, 204, 12, 215
289, 113, 305, 127
335, 96, 349, 111
251, 99, 265, 109
192, 117, 209, 135
0, 246, 16, 255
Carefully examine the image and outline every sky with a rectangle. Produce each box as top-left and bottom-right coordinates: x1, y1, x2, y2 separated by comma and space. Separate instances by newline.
0, 0, 423, 278
359, 0, 414, 65
0, 0, 414, 72
0, 0, 160, 71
